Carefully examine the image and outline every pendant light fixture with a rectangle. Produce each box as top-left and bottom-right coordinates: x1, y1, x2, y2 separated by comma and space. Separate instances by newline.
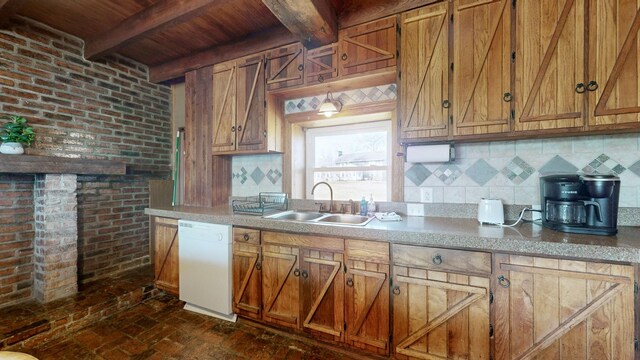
317, 92, 343, 117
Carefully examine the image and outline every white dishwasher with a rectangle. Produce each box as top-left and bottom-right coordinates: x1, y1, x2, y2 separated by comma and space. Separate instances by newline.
178, 220, 236, 322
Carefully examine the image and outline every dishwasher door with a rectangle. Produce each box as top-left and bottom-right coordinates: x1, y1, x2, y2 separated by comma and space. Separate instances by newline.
178, 220, 236, 322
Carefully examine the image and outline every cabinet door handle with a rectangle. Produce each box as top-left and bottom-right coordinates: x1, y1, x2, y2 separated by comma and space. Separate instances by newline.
294, 268, 300, 277
255, 261, 262, 271
442, 100, 450, 108
318, 75, 324, 83
432, 254, 443, 265
503, 92, 513, 102
243, 233, 250, 241
231, 126, 236, 132
237, 125, 242, 132
587, 80, 599, 91
392, 286, 400, 295
297, 64, 304, 71
575, 83, 586, 93
341, 53, 348, 61
346, 278, 354, 287
497, 275, 511, 288
301, 270, 308, 279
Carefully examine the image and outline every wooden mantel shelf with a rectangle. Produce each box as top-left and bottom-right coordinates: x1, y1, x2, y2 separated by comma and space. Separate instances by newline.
0, 154, 126, 175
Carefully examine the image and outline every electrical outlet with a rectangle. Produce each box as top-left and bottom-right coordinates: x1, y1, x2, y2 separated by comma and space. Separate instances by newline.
420, 188, 433, 203
531, 204, 542, 221
406, 203, 425, 216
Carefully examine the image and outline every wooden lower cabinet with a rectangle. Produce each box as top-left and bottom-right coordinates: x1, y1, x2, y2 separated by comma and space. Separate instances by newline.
261, 241, 301, 329
152, 217, 179, 296
232, 228, 261, 320
492, 254, 636, 360
392, 244, 491, 360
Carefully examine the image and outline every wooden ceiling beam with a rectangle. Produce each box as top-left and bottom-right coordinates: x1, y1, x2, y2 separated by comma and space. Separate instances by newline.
85, 0, 223, 60
149, 26, 297, 83
339, 0, 439, 28
0, 0, 25, 27
261, 0, 337, 48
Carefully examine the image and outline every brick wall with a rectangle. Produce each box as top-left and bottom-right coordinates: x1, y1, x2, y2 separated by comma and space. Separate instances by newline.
0, 18, 172, 308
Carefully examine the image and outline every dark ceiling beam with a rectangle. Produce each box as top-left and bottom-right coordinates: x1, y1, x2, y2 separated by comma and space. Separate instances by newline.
0, 0, 25, 27
149, 25, 297, 83
85, 0, 223, 60
339, 0, 439, 28
261, 0, 337, 49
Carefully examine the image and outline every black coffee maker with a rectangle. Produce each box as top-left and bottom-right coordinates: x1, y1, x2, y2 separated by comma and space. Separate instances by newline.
539, 174, 620, 235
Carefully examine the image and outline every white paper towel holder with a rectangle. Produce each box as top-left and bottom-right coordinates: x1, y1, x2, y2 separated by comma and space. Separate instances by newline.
403, 143, 455, 163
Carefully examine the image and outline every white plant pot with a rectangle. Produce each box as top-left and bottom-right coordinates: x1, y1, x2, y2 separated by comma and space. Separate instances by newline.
0, 142, 24, 155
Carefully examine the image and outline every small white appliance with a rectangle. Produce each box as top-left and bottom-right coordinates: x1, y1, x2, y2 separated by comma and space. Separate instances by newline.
178, 220, 236, 322
477, 198, 504, 225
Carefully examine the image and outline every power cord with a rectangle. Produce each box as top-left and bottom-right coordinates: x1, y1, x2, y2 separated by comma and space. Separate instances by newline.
484, 208, 542, 227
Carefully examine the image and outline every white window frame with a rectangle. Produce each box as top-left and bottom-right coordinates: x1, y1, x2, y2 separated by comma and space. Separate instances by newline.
305, 121, 392, 200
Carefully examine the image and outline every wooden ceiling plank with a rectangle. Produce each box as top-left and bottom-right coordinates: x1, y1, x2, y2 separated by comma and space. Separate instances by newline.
149, 26, 297, 83
339, 0, 439, 28
0, 0, 25, 27
85, 0, 224, 59
262, 0, 337, 48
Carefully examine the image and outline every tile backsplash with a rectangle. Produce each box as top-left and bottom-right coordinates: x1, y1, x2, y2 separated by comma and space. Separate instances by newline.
404, 134, 640, 207
232, 154, 283, 197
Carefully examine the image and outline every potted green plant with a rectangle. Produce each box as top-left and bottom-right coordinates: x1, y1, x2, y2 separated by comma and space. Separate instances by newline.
0, 115, 35, 155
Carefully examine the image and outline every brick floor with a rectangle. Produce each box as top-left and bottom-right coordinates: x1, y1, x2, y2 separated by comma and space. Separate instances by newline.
7, 294, 363, 359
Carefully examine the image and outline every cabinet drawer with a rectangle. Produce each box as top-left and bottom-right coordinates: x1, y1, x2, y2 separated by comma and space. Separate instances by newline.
233, 227, 260, 245
392, 244, 491, 275
262, 231, 343, 252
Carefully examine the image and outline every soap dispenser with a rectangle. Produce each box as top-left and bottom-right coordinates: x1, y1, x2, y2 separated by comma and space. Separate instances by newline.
360, 196, 367, 216
367, 194, 376, 216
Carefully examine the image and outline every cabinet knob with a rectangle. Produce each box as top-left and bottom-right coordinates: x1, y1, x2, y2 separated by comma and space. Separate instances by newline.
298, 64, 304, 71
346, 278, 354, 287
497, 275, 511, 288
503, 92, 513, 102
237, 125, 242, 132
587, 80, 599, 91
294, 268, 300, 277
575, 83, 586, 93
231, 126, 236, 132
255, 261, 262, 271
243, 233, 250, 241
301, 270, 308, 279
442, 100, 450, 108
392, 286, 400, 295
341, 53, 348, 61
318, 75, 324, 83
432, 254, 443, 265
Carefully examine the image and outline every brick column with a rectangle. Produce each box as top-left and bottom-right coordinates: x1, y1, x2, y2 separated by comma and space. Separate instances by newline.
34, 174, 78, 302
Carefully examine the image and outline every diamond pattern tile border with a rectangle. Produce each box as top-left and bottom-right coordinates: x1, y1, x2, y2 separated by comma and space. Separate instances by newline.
433, 164, 462, 185
582, 154, 626, 175
465, 159, 498, 186
501, 156, 535, 185
405, 164, 431, 186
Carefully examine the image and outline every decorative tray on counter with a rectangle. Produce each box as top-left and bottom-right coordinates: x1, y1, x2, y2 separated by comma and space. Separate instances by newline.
232, 192, 288, 216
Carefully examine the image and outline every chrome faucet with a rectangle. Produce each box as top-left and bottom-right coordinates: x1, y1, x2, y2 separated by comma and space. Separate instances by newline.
311, 181, 334, 213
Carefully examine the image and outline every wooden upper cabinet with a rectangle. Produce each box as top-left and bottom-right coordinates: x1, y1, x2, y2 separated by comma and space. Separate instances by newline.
339, 16, 397, 77
265, 43, 304, 91
236, 53, 266, 151
588, 0, 640, 129
400, 2, 450, 142
493, 254, 635, 360
304, 43, 338, 85
153, 217, 179, 296
212, 60, 237, 153
514, 0, 585, 132
453, 0, 511, 137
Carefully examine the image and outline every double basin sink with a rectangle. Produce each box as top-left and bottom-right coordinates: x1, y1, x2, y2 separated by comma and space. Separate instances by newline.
265, 210, 374, 226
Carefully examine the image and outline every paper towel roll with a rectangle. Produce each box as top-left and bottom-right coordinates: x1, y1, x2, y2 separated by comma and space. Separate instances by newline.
406, 144, 453, 163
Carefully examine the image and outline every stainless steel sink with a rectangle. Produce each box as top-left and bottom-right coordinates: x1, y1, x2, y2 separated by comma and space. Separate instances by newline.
265, 211, 374, 226
265, 211, 325, 221
316, 214, 373, 226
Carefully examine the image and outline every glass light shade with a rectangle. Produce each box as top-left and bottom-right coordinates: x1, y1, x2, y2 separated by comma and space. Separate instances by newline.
318, 92, 342, 117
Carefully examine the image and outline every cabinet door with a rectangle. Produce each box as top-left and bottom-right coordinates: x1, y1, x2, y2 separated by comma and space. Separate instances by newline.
153, 217, 179, 295
345, 259, 389, 355
514, 0, 585, 132
232, 240, 261, 320
236, 54, 266, 152
453, 0, 511, 136
300, 249, 344, 342
212, 60, 236, 153
262, 243, 300, 329
305, 43, 338, 85
493, 254, 635, 360
588, 0, 640, 129
400, 2, 450, 141
392, 265, 490, 360
265, 43, 304, 91
339, 16, 397, 77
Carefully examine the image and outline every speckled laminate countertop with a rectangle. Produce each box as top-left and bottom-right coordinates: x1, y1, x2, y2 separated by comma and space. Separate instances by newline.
145, 205, 640, 263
